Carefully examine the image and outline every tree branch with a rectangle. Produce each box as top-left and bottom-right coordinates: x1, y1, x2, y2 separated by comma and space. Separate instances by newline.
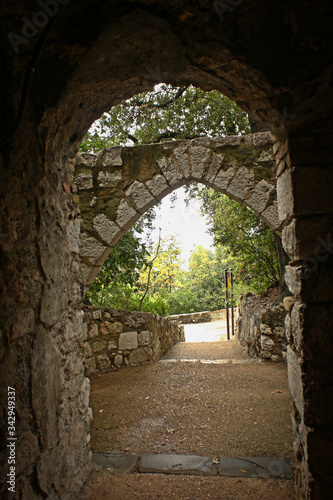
139, 229, 162, 311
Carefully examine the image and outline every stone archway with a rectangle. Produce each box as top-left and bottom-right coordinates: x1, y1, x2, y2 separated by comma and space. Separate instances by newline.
75, 132, 281, 289
1, 2, 333, 499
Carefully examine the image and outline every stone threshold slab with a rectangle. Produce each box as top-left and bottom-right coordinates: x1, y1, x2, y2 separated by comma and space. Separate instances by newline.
92, 452, 292, 479
160, 359, 260, 364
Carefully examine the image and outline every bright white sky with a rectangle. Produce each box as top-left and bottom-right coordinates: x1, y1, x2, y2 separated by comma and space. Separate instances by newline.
145, 186, 214, 267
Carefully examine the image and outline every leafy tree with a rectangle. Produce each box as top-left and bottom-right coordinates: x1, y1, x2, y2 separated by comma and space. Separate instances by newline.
187, 185, 280, 293
80, 85, 250, 152
139, 236, 185, 297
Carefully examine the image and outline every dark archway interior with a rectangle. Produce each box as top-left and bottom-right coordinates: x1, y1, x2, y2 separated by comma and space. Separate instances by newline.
1, 2, 333, 498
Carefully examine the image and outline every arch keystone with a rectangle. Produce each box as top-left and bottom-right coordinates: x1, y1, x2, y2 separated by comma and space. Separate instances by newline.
189, 146, 211, 180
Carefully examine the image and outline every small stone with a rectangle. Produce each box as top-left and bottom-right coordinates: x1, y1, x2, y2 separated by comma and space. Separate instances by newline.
114, 354, 123, 368
97, 355, 111, 371
283, 296, 296, 311
88, 324, 98, 337
92, 310, 102, 320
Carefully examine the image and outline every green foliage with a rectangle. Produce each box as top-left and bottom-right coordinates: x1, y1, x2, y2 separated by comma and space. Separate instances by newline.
187, 184, 280, 293
80, 85, 250, 152
82, 84, 278, 313
168, 245, 239, 314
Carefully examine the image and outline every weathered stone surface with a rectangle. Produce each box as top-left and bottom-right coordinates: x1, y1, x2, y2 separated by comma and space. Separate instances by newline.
219, 457, 292, 479
97, 354, 111, 371
97, 170, 122, 187
100, 320, 123, 335
237, 295, 288, 360
93, 214, 119, 245
119, 331, 138, 350
261, 201, 281, 230
227, 167, 255, 200
92, 452, 138, 472
145, 174, 171, 199
80, 233, 108, 266
88, 324, 98, 337
139, 454, 217, 475
204, 153, 225, 184
190, 146, 211, 179
31, 332, 60, 449
126, 180, 155, 212
247, 180, 275, 213
129, 347, 151, 365
172, 146, 190, 178
100, 147, 123, 167
116, 199, 138, 228
67, 219, 81, 253
213, 166, 235, 192
287, 347, 304, 417
157, 157, 183, 187
114, 354, 123, 368
138, 330, 151, 345
76, 173, 93, 190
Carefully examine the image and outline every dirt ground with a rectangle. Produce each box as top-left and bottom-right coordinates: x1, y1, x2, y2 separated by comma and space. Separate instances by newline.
81, 335, 294, 499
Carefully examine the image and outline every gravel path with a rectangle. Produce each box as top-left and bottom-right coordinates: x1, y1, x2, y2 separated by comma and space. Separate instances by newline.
82, 328, 294, 499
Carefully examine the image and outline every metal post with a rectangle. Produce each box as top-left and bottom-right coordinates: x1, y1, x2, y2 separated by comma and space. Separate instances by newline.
230, 269, 234, 336
224, 268, 230, 340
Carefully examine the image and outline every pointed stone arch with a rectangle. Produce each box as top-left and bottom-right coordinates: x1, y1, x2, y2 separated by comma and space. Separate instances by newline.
75, 132, 282, 289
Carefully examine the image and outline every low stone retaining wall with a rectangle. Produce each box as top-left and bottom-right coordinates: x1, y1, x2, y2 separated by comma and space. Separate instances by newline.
82, 306, 184, 375
168, 309, 226, 324
237, 294, 288, 361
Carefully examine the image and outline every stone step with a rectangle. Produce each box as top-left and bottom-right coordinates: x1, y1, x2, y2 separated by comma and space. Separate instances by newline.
92, 452, 292, 479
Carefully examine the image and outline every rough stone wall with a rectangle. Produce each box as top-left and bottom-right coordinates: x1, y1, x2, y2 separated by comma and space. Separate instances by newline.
237, 295, 288, 361
75, 133, 279, 289
1, 2, 333, 499
83, 306, 184, 375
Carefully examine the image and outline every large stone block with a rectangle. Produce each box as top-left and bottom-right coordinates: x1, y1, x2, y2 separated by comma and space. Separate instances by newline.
157, 157, 183, 187
246, 180, 275, 214
126, 180, 155, 212
80, 233, 108, 266
213, 166, 235, 192
76, 173, 93, 190
190, 146, 211, 179
204, 153, 225, 184
93, 214, 119, 246
97, 170, 122, 187
227, 166, 254, 200
172, 145, 190, 178
116, 199, 138, 228
278, 166, 333, 219
119, 331, 138, 350
129, 347, 151, 365
287, 347, 304, 418
145, 174, 172, 199
100, 146, 123, 167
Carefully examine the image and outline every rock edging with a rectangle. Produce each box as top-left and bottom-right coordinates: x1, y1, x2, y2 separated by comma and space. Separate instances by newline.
82, 306, 184, 375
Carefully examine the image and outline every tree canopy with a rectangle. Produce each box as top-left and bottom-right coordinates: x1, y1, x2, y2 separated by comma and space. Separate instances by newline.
82, 84, 281, 314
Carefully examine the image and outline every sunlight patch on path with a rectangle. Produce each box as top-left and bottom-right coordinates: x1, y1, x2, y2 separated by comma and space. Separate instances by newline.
184, 319, 229, 343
